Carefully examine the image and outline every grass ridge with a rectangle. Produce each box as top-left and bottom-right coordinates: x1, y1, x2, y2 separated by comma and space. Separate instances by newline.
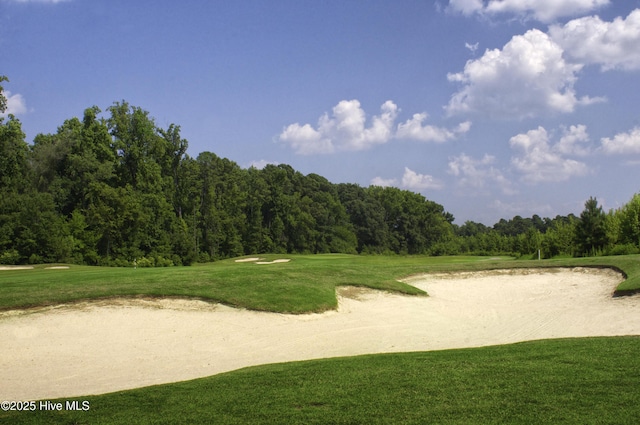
2, 336, 639, 424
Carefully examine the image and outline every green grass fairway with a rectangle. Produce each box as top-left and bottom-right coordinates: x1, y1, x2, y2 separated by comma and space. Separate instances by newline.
1, 255, 639, 424
2, 337, 639, 424
0, 254, 638, 313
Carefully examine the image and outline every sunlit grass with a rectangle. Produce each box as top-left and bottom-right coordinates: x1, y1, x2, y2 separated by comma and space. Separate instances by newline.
0, 254, 638, 313
3, 337, 639, 424
1, 255, 639, 424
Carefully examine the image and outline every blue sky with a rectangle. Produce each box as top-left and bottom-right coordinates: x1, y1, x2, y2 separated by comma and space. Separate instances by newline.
2, 0, 640, 225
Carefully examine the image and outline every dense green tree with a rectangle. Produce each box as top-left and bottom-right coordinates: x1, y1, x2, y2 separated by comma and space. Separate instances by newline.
108, 102, 165, 191
261, 164, 296, 252
540, 217, 576, 258
367, 186, 450, 254
243, 166, 271, 254
0, 114, 29, 192
5, 90, 635, 265
158, 123, 189, 218
619, 193, 640, 247
575, 197, 608, 256
297, 174, 356, 254
456, 221, 489, 237
0, 76, 8, 114
0, 190, 69, 264
337, 184, 389, 253
195, 152, 247, 259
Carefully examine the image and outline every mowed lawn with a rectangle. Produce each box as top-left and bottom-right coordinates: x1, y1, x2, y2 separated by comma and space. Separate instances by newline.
1, 254, 639, 313
2, 337, 639, 424
1, 254, 639, 424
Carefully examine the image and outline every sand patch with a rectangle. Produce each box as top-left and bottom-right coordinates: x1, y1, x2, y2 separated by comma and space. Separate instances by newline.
1, 267, 638, 400
0, 266, 34, 270
45, 266, 70, 270
255, 259, 291, 264
234, 258, 263, 263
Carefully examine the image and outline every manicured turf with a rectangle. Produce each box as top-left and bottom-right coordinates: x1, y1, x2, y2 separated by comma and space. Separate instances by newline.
2, 337, 639, 424
1, 255, 639, 424
0, 254, 638, 313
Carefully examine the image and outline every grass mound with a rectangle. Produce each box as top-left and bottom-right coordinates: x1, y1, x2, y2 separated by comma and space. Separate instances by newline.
1, 254, 638, 314
3, 337, 639, 424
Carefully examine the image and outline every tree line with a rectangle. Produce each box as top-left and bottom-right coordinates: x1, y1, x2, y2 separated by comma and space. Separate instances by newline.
1, 81, 639, 265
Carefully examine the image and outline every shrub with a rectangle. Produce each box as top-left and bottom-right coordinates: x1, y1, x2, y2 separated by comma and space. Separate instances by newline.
154, 256, 174, 267
0, 249, 20, 265
198, 252, 211, 263
136, 257, 155, 268
606, 243, 640, 256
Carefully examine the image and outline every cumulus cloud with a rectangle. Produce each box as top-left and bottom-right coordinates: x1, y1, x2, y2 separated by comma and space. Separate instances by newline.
600, 127, 640, 154
549, 9, 640, 71
0, 91, 27, 117
509, 126, 590, 183
447, 0, 484, 16
279, 123, 331, 155
448, 0, 609, 23
370, 176, 397, 187
279, 100, 398, 155
281, 100, 470, 155
555, 124, 591, 156
401, 167, 444, 190
371, 168, 443, 191
247, 159, 279, 170
446, 29, 603, 119
396, 113, 471, 142
448, 153, 516, 194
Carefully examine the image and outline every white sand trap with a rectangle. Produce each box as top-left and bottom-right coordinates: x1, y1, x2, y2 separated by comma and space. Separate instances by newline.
234, 258, 262, 263
45, 266, 70, 270
0, 266, 34, 270
255, 259, 291, 264
1, 267, 639, 400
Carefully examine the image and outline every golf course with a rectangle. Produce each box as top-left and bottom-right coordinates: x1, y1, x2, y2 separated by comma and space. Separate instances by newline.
1, 254, 639, 424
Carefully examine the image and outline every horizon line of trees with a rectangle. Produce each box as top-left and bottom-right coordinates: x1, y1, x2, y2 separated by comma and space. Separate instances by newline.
1, 81, 639, 265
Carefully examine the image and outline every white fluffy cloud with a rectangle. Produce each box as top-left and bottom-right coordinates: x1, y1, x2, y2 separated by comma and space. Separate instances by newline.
0, 91, 27, 117
448, 0, 484, 15
549, 9, 640, 71
601, 127, 640, 154
370, 176, 397, 187
279, 100, 398, 155
509, 126, 590, 183
401, 167, 443, 190
396, 113, 471, 142
555, 124, 591, 156
448, 153, 516, 194
281, 100, 470, 155
279, 122, 331, 155
446, 29, 602, 119
247, 159, 279, 170
448, 0, 609, 23
371, 167, 443, 191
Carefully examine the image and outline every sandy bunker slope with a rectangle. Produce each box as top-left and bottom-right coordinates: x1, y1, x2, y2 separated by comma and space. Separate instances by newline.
1, 267, 639, 400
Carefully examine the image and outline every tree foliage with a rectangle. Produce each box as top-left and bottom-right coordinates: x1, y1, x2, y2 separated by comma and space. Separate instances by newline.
0, 91, 636, 265
575, 197, 608, 256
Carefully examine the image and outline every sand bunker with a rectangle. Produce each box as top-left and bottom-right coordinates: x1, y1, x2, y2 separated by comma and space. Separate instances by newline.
234, 258, 291, 264
0, 266, 34, 270
1, 267, 639, 400
255, 259, 291, 264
